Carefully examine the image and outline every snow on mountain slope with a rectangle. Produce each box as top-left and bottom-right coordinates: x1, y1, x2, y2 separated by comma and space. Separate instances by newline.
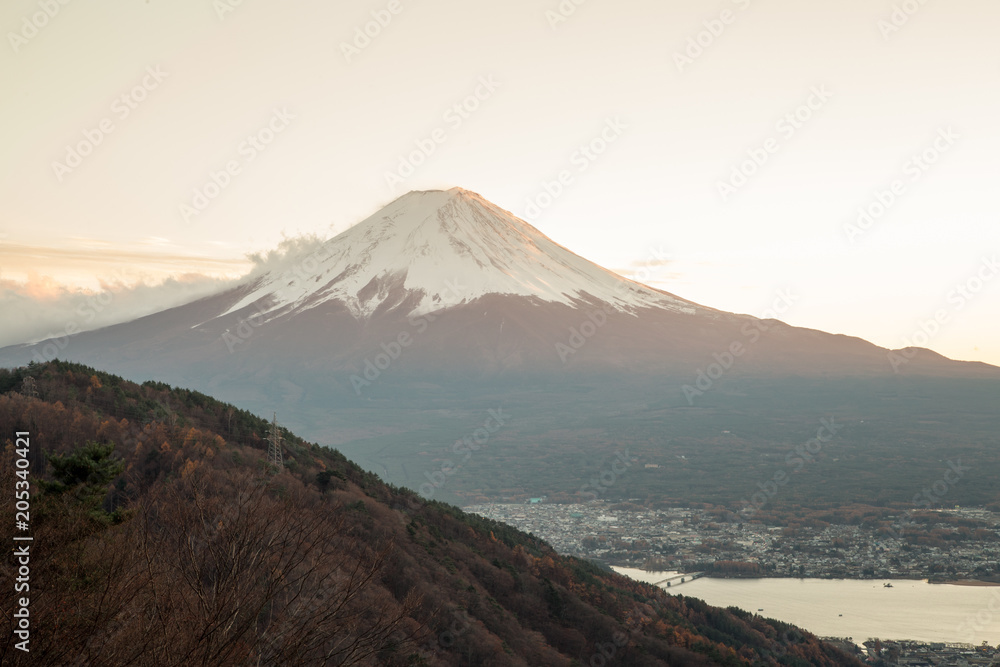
220, 188, 705, 321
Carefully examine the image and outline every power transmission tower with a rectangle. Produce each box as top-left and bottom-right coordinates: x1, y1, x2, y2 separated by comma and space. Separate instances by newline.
267, 412, 283, 470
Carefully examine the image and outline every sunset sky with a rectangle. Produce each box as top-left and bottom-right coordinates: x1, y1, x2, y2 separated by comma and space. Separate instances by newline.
2, 0, 998, 365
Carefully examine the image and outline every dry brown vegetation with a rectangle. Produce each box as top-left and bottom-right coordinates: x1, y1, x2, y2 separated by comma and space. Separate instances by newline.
0, 362, 865, 666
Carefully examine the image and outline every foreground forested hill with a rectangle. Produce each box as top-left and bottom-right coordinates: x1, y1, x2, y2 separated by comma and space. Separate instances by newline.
0, 361, 863, 666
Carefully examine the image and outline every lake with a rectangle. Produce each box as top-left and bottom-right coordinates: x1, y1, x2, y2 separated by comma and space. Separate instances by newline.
613, 567, 1000, 645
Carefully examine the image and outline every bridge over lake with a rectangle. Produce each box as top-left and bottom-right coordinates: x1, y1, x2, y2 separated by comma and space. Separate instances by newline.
652, 572, 703, 587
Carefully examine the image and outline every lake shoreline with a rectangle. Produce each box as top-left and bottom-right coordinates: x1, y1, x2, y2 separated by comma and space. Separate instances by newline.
930, 578, 1000, 587
611, 566, 1000, 587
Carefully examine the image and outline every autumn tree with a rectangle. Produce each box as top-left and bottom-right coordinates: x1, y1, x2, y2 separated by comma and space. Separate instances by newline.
110, 468, 423, 666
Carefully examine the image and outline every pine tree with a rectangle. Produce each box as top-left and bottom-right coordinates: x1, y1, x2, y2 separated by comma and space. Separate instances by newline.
40, 441, 126, 524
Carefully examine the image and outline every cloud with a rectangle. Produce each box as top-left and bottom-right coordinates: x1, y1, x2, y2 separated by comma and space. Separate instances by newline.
244, 233, 330, 278
0, 233, 335, 349
0, 273, 239, 348
0, 242, 252, 287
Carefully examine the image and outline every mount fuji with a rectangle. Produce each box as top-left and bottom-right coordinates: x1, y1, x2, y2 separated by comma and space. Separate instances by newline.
2, 188, 997, 501
3, 187, 987, 383
220, 188, 707, 322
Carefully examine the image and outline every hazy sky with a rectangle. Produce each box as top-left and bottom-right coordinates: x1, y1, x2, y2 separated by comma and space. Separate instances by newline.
2, 0, 998, 365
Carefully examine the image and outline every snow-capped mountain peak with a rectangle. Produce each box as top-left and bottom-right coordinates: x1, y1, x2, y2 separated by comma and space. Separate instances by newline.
221, 188, 700, 320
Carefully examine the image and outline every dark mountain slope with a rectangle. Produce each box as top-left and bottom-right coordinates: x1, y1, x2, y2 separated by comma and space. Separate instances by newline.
0, 361, 863, 666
